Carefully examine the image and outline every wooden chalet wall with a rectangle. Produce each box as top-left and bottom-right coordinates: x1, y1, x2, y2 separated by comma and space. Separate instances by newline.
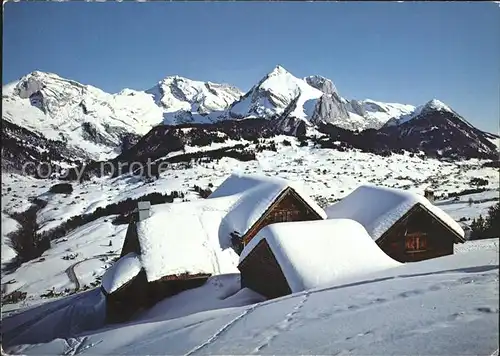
105, 271, 211, 323
377, 204, 457, 263
147, 274, 211, 306
239, 239, 292, 299
120, 222, 140, 257
104, 269, 149, 324
243, 188, 322, 245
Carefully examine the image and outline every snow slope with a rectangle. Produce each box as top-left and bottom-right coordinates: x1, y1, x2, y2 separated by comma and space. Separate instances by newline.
1, 213, 19, 265
3, 246, 498, 355
2, 140, 498, 242
1, 216, 127, 311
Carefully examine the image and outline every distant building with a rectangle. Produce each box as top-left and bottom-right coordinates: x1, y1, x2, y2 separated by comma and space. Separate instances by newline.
325, 185, 465, 263
424, 188, 435, 203
102, 173, 326, 323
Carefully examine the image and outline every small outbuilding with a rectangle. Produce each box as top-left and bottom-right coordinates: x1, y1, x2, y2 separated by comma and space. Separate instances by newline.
325, 185, 466, 262
238, 219, 401, 300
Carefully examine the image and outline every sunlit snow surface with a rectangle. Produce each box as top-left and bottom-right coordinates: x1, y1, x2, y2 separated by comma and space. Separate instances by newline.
2, 243, 498, 356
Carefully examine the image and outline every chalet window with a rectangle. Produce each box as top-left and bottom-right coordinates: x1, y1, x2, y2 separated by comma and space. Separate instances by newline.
271, 210, 300, 223
405, 232, 427, 253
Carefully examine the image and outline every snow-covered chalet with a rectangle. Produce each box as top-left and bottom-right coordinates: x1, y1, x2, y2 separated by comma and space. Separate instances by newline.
237, 219, 401, 299
325, 185, 466, 262
101, 173, 326, 323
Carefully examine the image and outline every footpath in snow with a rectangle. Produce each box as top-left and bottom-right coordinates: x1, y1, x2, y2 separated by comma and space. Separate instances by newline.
2, 239, 498, 356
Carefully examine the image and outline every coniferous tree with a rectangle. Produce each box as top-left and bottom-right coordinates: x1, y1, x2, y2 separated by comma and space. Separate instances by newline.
485, 203, 500, 237
470, 214, 487, 240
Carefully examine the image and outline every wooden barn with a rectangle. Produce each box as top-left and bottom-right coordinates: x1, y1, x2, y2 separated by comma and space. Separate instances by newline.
102, 173, 326, 322
325, 185, 466, 263
238, 219, 400, 300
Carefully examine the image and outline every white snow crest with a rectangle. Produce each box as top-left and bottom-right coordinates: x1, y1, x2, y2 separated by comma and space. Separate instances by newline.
101, 252, 142, 294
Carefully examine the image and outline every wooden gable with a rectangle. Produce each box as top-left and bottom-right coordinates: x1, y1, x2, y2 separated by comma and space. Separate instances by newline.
242, 187, 323, 245
238, 239, 292, 299
377, 203, 463, 263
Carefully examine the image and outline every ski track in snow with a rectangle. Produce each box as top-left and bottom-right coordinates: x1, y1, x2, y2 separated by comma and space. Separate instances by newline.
251, 290, 311, 354
253, 269, 498, 355
184, 302, 263, 356
180, 264, 498, 355
65, 255, 119, 292
2, 292, 90, 343
63, 337, 87, 356
311, 270, 498, 318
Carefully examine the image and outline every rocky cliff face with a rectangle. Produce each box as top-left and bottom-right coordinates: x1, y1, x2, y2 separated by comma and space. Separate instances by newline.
305, 75, 352, 127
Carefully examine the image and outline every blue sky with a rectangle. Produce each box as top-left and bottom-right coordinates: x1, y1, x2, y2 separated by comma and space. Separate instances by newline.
3, 2, 499, 132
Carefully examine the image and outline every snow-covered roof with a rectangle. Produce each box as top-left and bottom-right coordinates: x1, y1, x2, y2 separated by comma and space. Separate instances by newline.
239, 219, 401, 293
136, 198, 240, 282
210, 173, 327, 240
325, 185, 465, 242
101, 252, 142, 294
135, 173, 326, 282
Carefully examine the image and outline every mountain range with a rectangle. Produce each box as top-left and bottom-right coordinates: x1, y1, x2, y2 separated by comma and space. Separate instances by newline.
2, 65, 498, 175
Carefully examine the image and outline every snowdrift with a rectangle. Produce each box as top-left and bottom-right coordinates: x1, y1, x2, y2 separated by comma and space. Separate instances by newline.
101, 252, 142, 294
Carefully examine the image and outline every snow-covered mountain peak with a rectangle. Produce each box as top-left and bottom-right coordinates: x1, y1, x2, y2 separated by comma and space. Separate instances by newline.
18, 70, 63, 83
268, 65, 289, 77
227, 65, 323, 122
10, 71, 90, 116
259, 67, 321, 97
146, 75, 243, 121
422, 99, 453, 113
3, 72, 166, 160
383, 98, 471, 132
